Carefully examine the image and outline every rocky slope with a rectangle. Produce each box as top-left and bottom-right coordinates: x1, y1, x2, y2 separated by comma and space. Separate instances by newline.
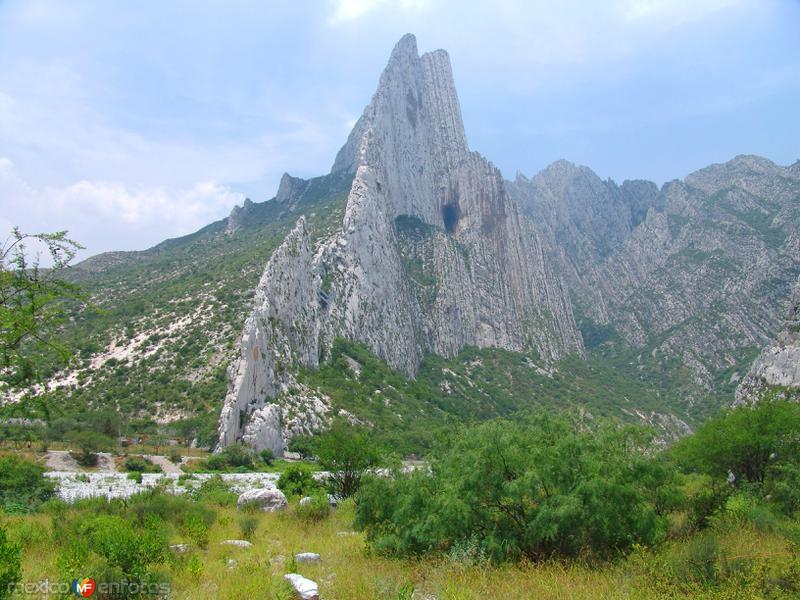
735, 277, 800, 405
217, 34, 583, 452
510, 155, 800, 417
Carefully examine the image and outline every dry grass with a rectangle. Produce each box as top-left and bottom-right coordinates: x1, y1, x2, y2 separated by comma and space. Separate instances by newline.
4, 501, 799, 600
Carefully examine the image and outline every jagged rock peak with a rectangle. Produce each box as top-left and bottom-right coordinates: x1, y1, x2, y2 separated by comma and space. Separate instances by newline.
275, 172, 307, 203
226, 198, 254, 234
331, 33, 469, 182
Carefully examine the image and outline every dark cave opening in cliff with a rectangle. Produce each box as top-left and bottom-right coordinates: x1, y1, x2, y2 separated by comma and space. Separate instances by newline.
442, 202, 460, 234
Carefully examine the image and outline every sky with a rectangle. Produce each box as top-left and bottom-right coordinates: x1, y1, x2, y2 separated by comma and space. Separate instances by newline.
1, 0, 798, 262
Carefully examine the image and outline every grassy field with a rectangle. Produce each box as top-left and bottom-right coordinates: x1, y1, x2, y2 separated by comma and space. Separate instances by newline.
3, 496, 799, 599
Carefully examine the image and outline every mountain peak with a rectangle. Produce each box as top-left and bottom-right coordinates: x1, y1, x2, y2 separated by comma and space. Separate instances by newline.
331, 33, 468, 183
388, 33, 418, 64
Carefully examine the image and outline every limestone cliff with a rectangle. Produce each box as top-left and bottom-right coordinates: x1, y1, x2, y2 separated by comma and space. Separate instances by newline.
736, 277, 800, 405
511, 155, 800, 414
217, 34, 583, 452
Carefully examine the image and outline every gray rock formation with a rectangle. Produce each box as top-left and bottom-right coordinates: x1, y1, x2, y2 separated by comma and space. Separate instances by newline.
236, 487, 288, 512
276, 172, 309, 203
226, 198, 254, 234
736, 277, 800, 404
511, 155, 800, 413
217, 34, 582, 451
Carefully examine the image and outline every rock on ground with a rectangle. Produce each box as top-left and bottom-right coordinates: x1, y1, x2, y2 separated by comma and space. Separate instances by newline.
220, 540, 253, 548
236, 487, 288, 512
295, 552, 321, 563
284, 573, 319, 600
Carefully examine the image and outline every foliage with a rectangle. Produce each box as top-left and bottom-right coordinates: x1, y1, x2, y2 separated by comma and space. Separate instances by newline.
66, 430, 113, 467
0, 526, 21, 600
287, 435, 315, 459
81, 514, 167, 581
0, 455, 55, 512
238, 515, 259, 539
259, 449, 274, 466
293, 493, 332, 524
312, 422, 385, 498
355, 412, 680, 561
123, 456, 162, 473
672, 399, 800, 485
190, 476, 237, 507
276, 464, 321, 499
0, 228, 86, 385
205, 443, 254, 471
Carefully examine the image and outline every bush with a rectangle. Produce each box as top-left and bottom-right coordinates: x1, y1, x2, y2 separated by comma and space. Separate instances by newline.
191, 476, 237, 507
123, 456, 162, 473
238, 515, 259, 539
672, 400, 800, 490
277, 464, 320, 499
259, 449, 274, 466
669, 533, 720, 586
287, 435, 315, 460
0, 527, 21, 600
81, 515, 167, 581
66, 430, 113, 467
294, 493, 331, 524
355, 413, 679, 561
313, 422, 384, 498
128, 471, 143, 484
204, 444, 255, 472
0, 455, 56, 512
168, 448, 183, 464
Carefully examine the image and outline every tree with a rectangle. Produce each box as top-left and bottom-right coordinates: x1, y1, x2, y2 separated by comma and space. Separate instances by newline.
0, 227, 85, 385
672, 399, 800, 485
312, 422, 383, 498
355, 413, 679, 561
0, 455, 56, 511
66, 430, 112, 467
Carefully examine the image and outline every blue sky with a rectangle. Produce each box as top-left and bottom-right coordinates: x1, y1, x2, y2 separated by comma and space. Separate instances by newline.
1, 0, 798, 261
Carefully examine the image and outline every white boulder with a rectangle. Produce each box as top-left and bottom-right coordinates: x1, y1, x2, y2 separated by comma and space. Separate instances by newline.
237, 487, 287, 512
284, 574, 319, 600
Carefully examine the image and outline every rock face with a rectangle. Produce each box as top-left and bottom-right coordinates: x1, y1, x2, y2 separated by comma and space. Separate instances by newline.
511, 154, 800, 413
736, 277, 800, 404
217, 34, 582, 451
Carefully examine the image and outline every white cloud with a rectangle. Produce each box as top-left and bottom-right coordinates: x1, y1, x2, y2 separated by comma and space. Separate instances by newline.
0, 157, 244, 263
328, 0, 431, 24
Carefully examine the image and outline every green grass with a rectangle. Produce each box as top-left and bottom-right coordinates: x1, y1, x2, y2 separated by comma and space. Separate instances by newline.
4, 494, 799, 599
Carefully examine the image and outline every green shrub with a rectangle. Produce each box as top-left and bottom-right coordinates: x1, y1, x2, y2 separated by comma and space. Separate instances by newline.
355, 413, 678, 561
669, 533, 720, 586
287, 435, 315, 460
191, 476, 237, 507
0, 455, 55, 512
66, 430, 113, 467
168, 448, 183, 464
127, 471, 143, 484
123, 456, 162, 473
259, 449, 274, 466
672, 400, 800, 492
293, 493, 331, 524
81, 514, 167, 581
313, 422, 384, 498
277, 464, 320, 498
0, 527, 21, 600
238, 515, 259, 539
205, 444, 254, 472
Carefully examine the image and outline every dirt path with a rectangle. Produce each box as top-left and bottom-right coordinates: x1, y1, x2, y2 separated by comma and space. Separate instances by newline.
45, 450, 81, 471
96, 452, 116, 472
145, 454, 182, 474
